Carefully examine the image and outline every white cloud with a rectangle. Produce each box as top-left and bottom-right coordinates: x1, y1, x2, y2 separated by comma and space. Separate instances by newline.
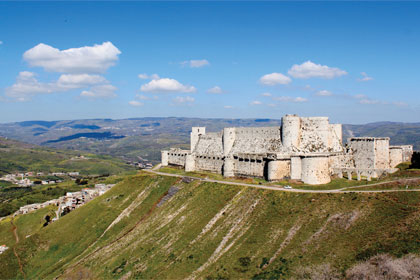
135, 94, 150, 100
5, 72, 57, 101
358, 98, 380, 105
274, 96, 308, 103
207, 86, 223, 94
353, 94, 381, 105
172, 96, 195, 105
288, 61, 347, 79
250, 100, 262, 105
224, 105, 233, 109
129, 100, 144, 107
261, 92, 272, 97
316, 90, 333, 96
140, 78, 196, 93
181, 59, 210, 68
138, 73, 160, 80
358, 72, 373, 82
259, 73, 291, 85
23, 41, 121, 73
57, 74, 107, 88
80, 84, 117, 99
294, 97, 308, 102
5, 72, 111, 101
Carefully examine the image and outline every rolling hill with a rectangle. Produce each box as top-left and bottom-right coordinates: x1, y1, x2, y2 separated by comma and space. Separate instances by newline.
1, 172, 420, 279
0, 137, 134, 176
0, 117, 418, 164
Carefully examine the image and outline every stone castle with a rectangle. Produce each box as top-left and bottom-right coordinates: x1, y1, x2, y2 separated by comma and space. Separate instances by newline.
161, 115, 413, 185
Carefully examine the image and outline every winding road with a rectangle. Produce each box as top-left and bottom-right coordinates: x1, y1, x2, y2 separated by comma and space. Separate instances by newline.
144, 169, 420, 194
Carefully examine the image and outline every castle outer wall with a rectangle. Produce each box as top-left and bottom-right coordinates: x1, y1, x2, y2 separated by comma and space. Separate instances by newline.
162, 115, 413, 185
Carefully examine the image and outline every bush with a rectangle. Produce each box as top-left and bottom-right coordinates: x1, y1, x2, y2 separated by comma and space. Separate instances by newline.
410, 152, 420, 169
346, 254, 420, 280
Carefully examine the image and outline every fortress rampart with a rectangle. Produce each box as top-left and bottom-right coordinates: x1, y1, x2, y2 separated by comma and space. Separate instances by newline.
162, 115, 413, 185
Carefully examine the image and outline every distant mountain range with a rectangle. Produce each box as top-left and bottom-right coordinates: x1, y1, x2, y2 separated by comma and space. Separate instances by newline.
0, 117, 419, 163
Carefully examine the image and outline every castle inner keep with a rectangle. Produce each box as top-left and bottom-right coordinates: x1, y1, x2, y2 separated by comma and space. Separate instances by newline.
161, 115, 414, 185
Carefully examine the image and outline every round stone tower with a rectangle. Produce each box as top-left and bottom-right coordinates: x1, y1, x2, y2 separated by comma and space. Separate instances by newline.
301, 156, 330, 185
282, 115, 301, 149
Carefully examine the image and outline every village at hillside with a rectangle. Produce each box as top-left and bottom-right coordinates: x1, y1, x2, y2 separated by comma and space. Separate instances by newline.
15, 183, 115, 217
1, 171, 80, 187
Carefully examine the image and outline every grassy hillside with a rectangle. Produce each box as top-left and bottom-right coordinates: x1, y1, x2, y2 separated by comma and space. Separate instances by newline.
1, 172, 420, 279
0, 137, 134, 176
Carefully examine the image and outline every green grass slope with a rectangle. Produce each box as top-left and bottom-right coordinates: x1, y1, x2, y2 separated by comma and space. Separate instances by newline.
1, 173, 420, 279
0, 137, 134, 176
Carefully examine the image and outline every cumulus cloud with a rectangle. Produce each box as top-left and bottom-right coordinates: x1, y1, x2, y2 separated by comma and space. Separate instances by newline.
288, 61, 347, 79
57, 74, 107, 88
261, 92, 272, 97
259, 73, 291, 85
80, 84, 117, 99
138, 73, 160, 80
358, 72, 373, 82
181, 59, 210, 68
140, 78, 196, 93
316, 90, 333, 96
172, 96, 195, 105
5, 72, 57, 101
250, 100, 262, 105
274, 96, 308, 103
23, 42, 121, 73
207, 86, 223, 94
129, 100, 144, 107
5, 71, 113, 101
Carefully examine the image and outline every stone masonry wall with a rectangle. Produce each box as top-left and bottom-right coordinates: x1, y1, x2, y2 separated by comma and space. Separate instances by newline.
195, 156, 224, 173
194, 132, 223, 156
375, 138, 390, 169
233, 154, 265, 177
167, 150, 189, 167
299, 117, 330, 153
348, 138, 376, 169
389, 147, 403, 168
230, 127, 282, 154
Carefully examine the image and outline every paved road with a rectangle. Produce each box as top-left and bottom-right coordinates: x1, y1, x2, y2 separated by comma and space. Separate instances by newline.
144, 169, 420, 194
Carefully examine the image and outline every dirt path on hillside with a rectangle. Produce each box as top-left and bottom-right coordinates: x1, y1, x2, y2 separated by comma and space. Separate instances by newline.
11, 218, 25, 279
144, 169, 420, 194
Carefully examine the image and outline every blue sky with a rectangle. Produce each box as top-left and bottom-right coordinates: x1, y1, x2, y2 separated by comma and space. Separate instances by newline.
0, 2, 419, 124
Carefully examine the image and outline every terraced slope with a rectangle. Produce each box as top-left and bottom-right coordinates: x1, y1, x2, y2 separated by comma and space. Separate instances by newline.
1, 172, 420, 279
